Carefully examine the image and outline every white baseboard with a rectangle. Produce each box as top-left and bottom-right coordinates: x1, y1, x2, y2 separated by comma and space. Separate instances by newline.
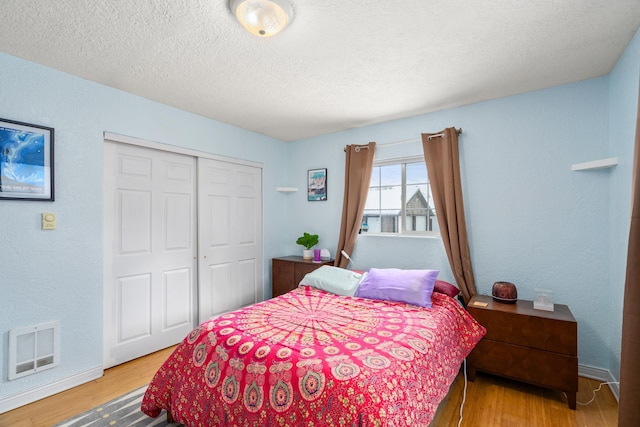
0, 366, 103, 414
579, 364, 620, 401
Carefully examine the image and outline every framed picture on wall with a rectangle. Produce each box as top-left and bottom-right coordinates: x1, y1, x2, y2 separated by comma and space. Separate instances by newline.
308, 168, 327, 201
0, 118, 54, 201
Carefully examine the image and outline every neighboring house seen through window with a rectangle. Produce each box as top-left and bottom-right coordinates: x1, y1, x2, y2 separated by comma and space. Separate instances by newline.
362, 156, 439, 235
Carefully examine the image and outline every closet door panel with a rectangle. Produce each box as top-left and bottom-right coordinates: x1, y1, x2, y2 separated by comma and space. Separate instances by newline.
198, 158, 262, 321
104, 142, 197, 368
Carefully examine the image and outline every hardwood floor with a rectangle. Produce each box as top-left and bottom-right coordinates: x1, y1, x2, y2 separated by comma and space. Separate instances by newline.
0, 348, 618, 427
0, 346, 176, 427
432, 368, 619, 426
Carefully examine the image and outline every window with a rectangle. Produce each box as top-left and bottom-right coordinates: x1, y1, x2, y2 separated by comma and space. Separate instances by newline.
362, 156, 439, 235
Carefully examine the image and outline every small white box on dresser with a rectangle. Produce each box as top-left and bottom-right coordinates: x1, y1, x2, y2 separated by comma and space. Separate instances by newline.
534, 288, 554, 311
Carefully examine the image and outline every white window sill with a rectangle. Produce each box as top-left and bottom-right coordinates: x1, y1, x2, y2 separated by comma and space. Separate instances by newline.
358, 233, 441, 240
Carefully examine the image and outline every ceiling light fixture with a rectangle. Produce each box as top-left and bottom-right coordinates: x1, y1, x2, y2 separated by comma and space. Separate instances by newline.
230, 0, 293, 37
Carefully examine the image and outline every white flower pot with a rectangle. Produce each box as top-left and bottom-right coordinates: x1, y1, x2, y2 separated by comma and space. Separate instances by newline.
302, 249, 313, 260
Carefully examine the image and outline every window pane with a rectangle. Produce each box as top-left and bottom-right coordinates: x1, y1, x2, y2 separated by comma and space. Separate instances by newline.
406, 182, 434, 232
380, 164, 401, 186
361, 213, 379, 233
416, 215, 428, 231
405, 215, 428, 231
370, 166, 381, 187
406, 162, 428, 184
365, 187, 380, 210
363, 158, 438, 235
431, 213, 439, 233
380, 185, 401, 209
380, 209, 400, 232
406, 184, 430, 209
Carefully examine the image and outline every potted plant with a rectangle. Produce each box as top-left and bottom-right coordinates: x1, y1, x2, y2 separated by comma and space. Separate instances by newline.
296, 232, 319, 259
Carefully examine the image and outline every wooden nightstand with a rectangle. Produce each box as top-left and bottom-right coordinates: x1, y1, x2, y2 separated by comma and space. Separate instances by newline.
271, 256, 334, 298
467, 294, 578, 409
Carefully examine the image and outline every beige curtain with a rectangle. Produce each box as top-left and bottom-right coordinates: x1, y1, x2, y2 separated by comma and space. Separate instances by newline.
618, 91, 640, 425
421, 128, 477, 303
335, 142, 376, 268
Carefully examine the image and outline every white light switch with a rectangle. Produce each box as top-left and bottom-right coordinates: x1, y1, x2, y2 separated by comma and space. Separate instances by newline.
42, 212, 56, 230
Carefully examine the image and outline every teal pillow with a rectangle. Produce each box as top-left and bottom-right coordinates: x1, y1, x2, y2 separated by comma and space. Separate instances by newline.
299, 266, 365, 296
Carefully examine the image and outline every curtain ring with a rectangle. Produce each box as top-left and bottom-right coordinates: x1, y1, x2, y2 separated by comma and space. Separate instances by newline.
355, 146, 361, 152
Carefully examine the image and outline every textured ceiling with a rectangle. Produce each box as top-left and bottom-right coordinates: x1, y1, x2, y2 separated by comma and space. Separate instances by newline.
1, 0, 639, 141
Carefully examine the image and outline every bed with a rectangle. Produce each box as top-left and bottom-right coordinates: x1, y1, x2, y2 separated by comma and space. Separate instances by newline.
142, 269, 485, 426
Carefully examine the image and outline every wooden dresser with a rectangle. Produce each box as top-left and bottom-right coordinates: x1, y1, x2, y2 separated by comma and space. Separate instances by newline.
467, 294, 578, 409
271, 256, 334, 298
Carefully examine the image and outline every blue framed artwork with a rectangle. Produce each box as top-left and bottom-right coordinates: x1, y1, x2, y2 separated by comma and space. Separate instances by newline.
0, 118, 54, 201
308, 168, 327, 201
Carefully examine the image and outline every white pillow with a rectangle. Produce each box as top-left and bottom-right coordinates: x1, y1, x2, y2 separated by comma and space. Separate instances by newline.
299, 266, 365, 296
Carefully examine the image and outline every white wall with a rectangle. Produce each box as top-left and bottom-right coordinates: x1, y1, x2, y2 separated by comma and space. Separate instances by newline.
0, 52, 290, 402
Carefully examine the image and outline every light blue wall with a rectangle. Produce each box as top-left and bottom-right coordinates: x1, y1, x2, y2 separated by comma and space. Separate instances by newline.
1, 25, 638, 405
608, 28, 640, 380
287, 79, 612, 368
0, 52, 290, 400
287, 28, 640, 371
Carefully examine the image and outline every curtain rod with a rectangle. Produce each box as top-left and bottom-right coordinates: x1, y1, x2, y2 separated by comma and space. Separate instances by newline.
426, 127, 463, 141
379, 127, 463, 146
344, 128, 462, 152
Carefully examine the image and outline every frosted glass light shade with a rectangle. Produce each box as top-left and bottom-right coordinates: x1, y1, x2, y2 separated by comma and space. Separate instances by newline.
230, 0, 293, 37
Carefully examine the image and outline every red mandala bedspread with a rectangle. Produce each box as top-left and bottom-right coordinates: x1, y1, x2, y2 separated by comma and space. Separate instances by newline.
142, 286, 485, 426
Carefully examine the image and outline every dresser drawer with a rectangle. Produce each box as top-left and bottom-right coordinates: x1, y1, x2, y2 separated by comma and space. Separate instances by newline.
469, 340, 578, 392
471, 307, 577, 355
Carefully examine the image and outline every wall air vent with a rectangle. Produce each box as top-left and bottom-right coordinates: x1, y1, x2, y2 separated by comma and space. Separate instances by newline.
8, 320, 60, 380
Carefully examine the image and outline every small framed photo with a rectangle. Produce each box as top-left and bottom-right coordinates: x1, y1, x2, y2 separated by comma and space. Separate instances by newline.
308, 168, 327, 201
0, 118, 54, 201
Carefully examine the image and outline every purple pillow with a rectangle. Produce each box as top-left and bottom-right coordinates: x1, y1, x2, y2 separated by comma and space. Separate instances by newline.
434, 279, 461, 298
355, 268, 439, 308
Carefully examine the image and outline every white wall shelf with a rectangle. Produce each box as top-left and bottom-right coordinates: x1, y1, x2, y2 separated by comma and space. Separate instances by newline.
276, 187, 298, 192
571, 157, 618, 171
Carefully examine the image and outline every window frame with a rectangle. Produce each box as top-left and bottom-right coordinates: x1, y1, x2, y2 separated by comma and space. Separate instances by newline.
362, 155, 439, 237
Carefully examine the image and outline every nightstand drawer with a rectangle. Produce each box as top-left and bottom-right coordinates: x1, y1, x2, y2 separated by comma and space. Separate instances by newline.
471, 307, 577, 355
469, 340, 578, 392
